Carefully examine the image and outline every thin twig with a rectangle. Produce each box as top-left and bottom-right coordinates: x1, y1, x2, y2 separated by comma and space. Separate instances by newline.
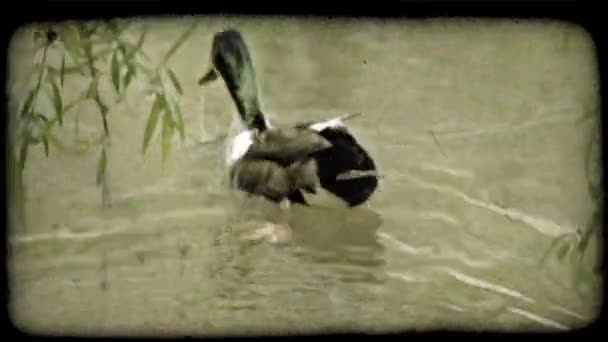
429, 129, 447, 158
27, 43, 50, 117
155, 21, 198, 72
336, 112, 362, 121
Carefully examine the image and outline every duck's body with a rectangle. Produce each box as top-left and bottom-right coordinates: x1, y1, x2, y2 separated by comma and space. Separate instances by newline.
199, 29, 378, 241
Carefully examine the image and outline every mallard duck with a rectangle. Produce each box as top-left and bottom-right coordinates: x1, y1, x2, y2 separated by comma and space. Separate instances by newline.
198, 29, 378, 243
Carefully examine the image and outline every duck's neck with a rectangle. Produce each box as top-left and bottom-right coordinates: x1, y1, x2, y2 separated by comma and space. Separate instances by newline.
222, 70, 268, 131
211, 29, 269, 132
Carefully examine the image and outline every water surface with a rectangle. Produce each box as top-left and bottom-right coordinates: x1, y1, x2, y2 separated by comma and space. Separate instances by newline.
7, 17, 602, 335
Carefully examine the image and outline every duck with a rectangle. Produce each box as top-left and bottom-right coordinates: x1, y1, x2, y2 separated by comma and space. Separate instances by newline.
198, 28, 379, 242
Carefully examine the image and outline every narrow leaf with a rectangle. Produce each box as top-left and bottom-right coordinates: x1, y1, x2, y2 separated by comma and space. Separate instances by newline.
166, 68, 183, 95
118, 43, 128, 61
83, 40, 96, 76
123, 63, 136, 91
18, 138, 29, 171
63, 61, 87, 76
94, 94, 108, 116
63, 26, 84, 60
43, 136, 49, 157
556, 239, 572, 261
64, 96, 87, 112
134, 28, 147, 51
125, 28, 147, 63
136, 60, 153, 77
60, 53, 66, 87
151, 72, 162, 88
21, 65, 42, 91
111, 50, 121, 94
158, 22, 197, 69
538, 234, 570, 267
45, 66, 59, 83
172, 100, 185, 141
20, 89, 36, 118
578, 211, 600, 253
108, 20, 120, 34
28, 112, 49, 145
142, 94, 163, 155
161, 110, 175, 165
96, 146, 107, 187
35, 112, 50, 125
86, 73, 100, 99
50, 79, 63, 125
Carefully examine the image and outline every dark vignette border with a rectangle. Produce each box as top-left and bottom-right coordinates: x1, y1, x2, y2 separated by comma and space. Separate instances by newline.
1, 1, 605, 341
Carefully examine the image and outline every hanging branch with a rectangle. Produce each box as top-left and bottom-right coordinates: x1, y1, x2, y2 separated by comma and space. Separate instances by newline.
12, 19, 199, 218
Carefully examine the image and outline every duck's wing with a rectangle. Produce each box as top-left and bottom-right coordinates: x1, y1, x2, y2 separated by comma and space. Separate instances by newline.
244, 128, 332, 166
230, 154, 314, 206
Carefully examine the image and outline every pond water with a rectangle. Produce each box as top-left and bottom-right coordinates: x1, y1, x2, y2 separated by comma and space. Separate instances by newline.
7, 17, 602, 335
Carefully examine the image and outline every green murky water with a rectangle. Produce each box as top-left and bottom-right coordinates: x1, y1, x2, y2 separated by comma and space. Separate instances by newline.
7, 17, 602, 335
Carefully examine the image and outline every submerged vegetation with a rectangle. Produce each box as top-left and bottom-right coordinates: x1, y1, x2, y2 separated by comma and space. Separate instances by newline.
539, 104, 603, 304
8, 19, 197, 229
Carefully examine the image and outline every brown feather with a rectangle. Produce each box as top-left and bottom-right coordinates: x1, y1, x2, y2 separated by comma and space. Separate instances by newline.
243, 127, 331, 166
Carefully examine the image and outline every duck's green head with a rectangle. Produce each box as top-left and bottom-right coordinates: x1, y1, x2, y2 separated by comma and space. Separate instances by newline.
199, 29, 266, 130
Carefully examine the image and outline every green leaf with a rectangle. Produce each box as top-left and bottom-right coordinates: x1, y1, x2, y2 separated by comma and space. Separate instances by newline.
20, 89, 36, 118
111, 50, 121, 94
172, 100, 185, 141
123, 63, 136, 91
118, 43, 127, 60
538, 234, 570, 267
63, 25, 84, 59
60, 53, 66, 87
63, 62, 87, 76
50, 78, 63, 125
64, 96, 87, 112
157, 21, 198, 69
578, 211, 600, 253
161, 110, 175, 165
45, 65, 58, 83
86, 73, 100, 99
40, 114, 52, 157
166, 68, 183, 95
96, 146, 107, 187
107, 20, 120, 34
556, 239, 572, 261
18, 138, 29, 171
151, 72, 162, 88
35, 112, 50, 125
142, 94, 163, 155
43, 136, 49, 157
136, 61, 153, 77
125, 28, 147, 63
26, 112, 49, 145
83, 40, 97, 76
94, 94, 108, 116
134, 30, 147, 52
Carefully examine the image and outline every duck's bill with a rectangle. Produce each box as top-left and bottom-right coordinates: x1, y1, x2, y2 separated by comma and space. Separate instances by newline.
198, 68, 219, 86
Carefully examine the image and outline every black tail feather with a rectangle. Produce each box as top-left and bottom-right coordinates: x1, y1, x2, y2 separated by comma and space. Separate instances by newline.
312, 127, 378, 207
